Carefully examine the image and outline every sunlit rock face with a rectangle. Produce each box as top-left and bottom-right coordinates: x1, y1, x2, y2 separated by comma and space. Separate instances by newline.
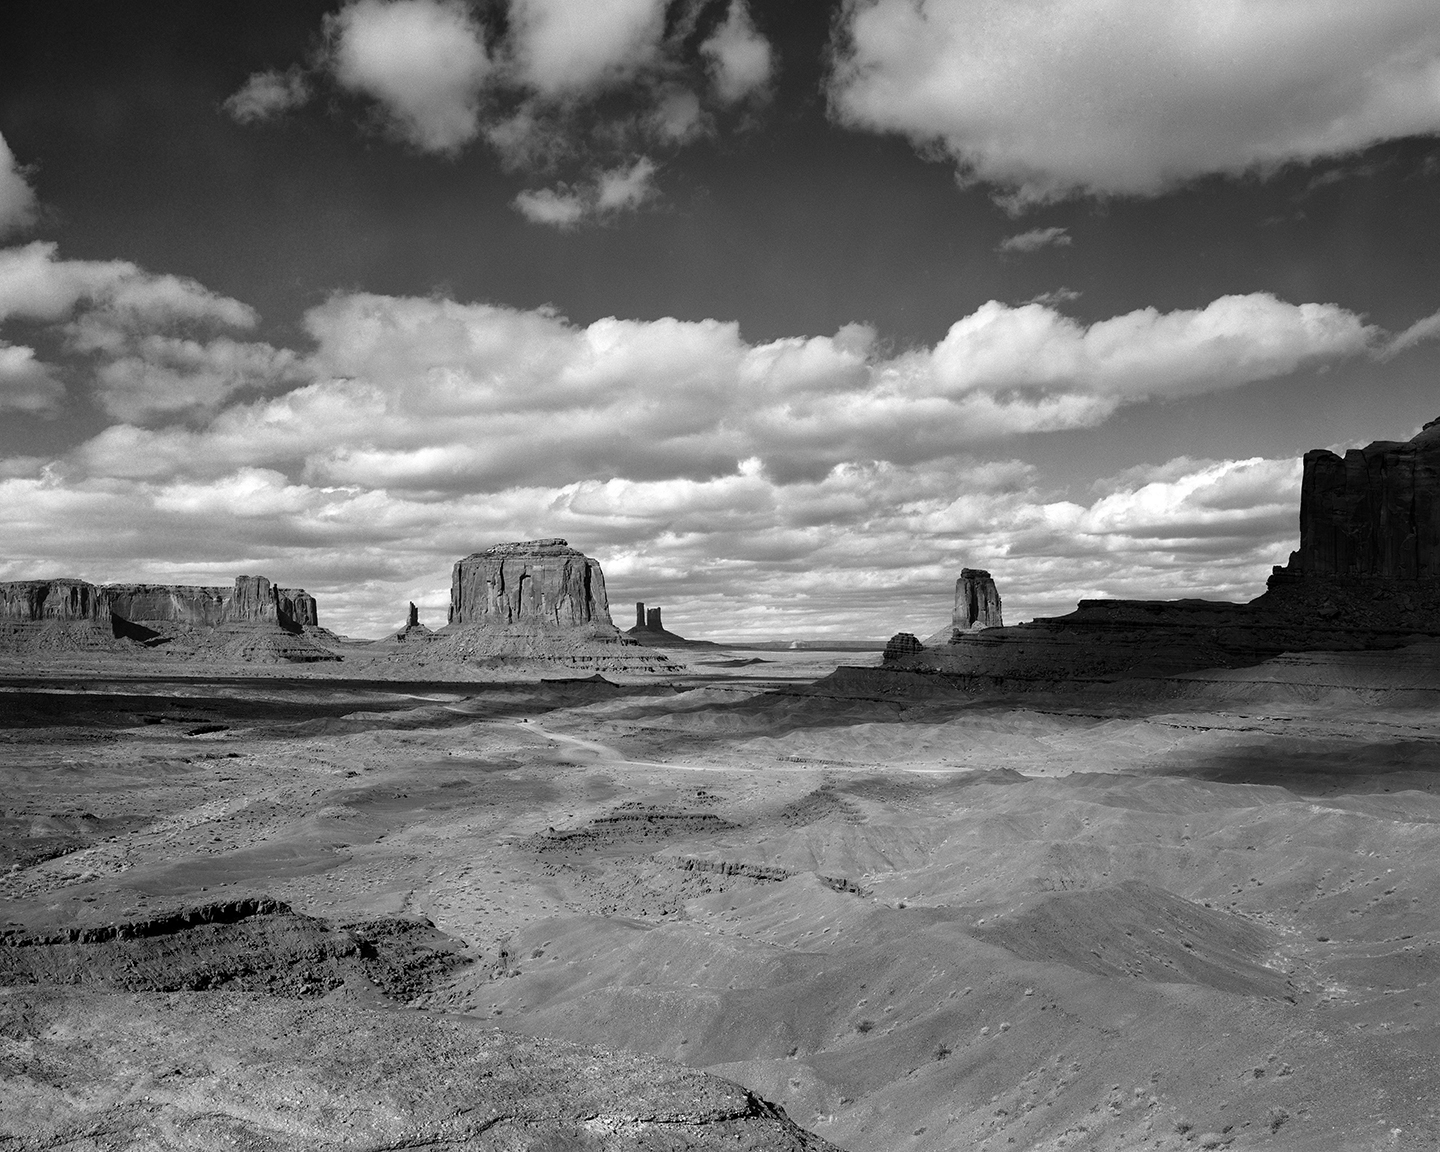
1278, 419, 1440, 580
922, 567, 1004, 645
0, 579, 103, 622
447, 540, 617, 636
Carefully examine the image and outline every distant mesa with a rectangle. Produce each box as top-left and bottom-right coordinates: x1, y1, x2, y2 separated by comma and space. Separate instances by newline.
0, 574, 337, 662
432, 540, 672, 670
876, 418, 1440, 694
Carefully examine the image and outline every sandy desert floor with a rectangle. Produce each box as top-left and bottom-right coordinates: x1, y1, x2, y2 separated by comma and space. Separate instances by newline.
4, 645, 1440, 1150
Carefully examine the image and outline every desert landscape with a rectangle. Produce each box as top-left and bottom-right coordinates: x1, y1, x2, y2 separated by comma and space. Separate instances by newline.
4, 425, 1440, 1151
8, 4, 1440, 1149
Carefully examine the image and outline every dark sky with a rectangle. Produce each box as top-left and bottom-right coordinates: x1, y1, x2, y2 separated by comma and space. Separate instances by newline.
2, 0, 1439, 637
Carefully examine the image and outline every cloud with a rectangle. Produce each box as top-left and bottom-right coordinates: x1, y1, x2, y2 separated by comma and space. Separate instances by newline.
64, 289, 1376, 498
0, 242, 287, 420
0, 133, 40, 238
506, 0, 667, 97
0, 342, 65, 415
223, 67, 311, 123
1382, 306, 1440, 358
998, 226, 1071, 254
514, 157, 658, 226
701, 1, 774, 104
327, 0, 491, 154
828, 0, 1440, 206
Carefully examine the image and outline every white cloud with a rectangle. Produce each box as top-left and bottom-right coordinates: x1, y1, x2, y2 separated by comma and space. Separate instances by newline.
0, 133, 39, 238
513, 186, 587, 228
64, 289, 1375, 498
0, 342, 64, 415
0, 242, 256, 327
223, 67, 311, 123
327, 0, 491, 155
701, 1, 774, 104
514, 157, 659, 226
829, 0, 1440, 206
998, 226, 1071, 254
1382, 306, 1440, 358
506, 0, 667, 97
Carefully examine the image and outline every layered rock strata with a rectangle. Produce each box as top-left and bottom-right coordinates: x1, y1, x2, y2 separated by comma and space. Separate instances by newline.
875, 420, 1440, 694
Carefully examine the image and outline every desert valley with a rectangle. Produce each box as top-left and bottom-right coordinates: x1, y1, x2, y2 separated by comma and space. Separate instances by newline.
3, 421, 1440, 1151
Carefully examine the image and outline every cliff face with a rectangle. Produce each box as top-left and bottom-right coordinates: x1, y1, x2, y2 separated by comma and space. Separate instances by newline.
0, 575, 329, 661
448, 540, 615, 634
1279, 419, 1440, 580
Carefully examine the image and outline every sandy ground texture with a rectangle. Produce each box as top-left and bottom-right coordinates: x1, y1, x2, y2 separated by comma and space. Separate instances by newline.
2, 644, 1440, 1150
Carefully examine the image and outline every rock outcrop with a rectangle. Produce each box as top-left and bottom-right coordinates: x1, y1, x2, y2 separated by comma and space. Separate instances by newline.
438, 542, 671, 670
872, 419, 1440, 695
1278, 417, 1440, 580
625, 599, 708, 647
923, 567, 1004, 643
448, 539, 616, 633
394, 601, 434, 642
0, 575, 334, 662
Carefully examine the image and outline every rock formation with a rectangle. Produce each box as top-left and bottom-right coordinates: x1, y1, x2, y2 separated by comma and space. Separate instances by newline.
448, 539, 615, 633
394, 601, 434, 643
1278, 417, 1440, 580
625, 599, 707, 647
874, 419, 1440, 694
923, 567, 1003, 643
438, 541, 671, 670
0, 575, 334, 662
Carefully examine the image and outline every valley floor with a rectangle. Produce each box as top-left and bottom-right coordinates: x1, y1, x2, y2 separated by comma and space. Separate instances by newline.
3, 649, 1439, 1150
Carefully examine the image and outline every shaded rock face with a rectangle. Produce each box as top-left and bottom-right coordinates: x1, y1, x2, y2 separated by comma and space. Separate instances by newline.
1278, 419, 1440, 580
882, 632, 924, 662
447, 539, 615, 634
0, 579, 102, 622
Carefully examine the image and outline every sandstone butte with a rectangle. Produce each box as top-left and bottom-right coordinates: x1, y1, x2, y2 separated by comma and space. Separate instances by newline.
435, 539, 671, 670
876, 417, 1440, 691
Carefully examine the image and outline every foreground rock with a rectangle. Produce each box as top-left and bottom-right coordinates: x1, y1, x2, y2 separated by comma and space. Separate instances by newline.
875, 420, 1440, 695
0, 574, 336, 662
1, 988, 839, 1151
435, 541, 673, 671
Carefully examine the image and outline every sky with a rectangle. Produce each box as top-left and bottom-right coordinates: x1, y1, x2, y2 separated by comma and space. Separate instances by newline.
2, 0, 1440, 642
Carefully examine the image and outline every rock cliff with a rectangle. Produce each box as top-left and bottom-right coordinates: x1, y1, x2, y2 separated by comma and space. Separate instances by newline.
1277, 418, 1440, 580
875, 419, 1440, 694
0, 575, 332, 662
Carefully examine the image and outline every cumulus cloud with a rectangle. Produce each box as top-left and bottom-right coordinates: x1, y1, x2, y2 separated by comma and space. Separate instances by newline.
701, 1, 774, 104
506, 0, 667, 97
0, 133, 39, 238
63, 289, 1376, 498
998, 226, 1071, 254
829, 0, 1440, 206
327, 0, 491, 154
223, 67, 311, 123
0, 242, 290, 420
514, 157, 658, 226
